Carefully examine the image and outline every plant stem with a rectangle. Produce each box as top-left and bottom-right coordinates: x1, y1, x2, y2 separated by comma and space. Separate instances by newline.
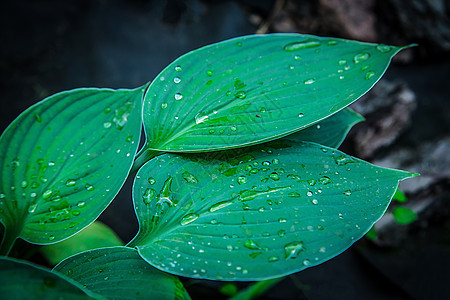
0, 225, 19, 256
130, 147, 162, 174
230, 277, 284, 300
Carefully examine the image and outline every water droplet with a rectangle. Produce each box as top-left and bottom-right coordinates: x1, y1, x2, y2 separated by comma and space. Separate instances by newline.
49, 235, 55, 241
195, 113, 209, 125
338, 59, 347, 65
161, 102, 168, 109
311, 199, 319, 205
180, 213, 199, 226
234, 91, 246, 99
236, 42, 242, 47
278, 230, 286, 237
294, 55, 301, 61
148, 177, 156, 185
306, 191, 313, 197
209, 129, 215, 134
344, 190, 352, 196
365, 71, 375, 80
85, 184, 95, 191
304, 78, 315, 84
319, 176, 331, 185
11, 158, 20, 169
65, 179, 76, 187
104, 276, 109, 281
308, 179, 316, 186
327, 40, 338, 46
77, 201, 86, 208
34, 113, 42, 122
298, 113, 304, 118
230, 125, 237, 131
209, 200, 233, 212
376, 44, 392, 53
244, 240, 262, 250
268, 256, 279, 262
237, 176, 247, 185
174, 93, 183, 100
335, 155, 355, 166
278, 218, 287, 223
284, 241, 304, 259
269, 172, 280, 181
353, 52, 370, 63
182, 171, 198, 183
175, 65, 182, 71
272, 158, 279, 164
303, 259, 311, 266
338, 213, 344, 220
67, 269, 74, 276
28, 203, 37, 213
206, 70, 213, 76
42, 190, 53, 200
284, 39, 321, 51
103, 122, 112, 128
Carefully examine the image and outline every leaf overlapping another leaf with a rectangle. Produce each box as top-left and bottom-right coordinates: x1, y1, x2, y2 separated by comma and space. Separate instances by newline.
129, 141, 416, 280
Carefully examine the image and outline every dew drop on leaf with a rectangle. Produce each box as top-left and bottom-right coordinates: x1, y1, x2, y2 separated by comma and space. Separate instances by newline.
376, 44, 392, 53
284, 241, 304, 259
353, 52, 370, 63
174, 93, 183, 101
180, 213, 199, 225
304, 78, 315, 84
209, 200, 233, 212
283, 39, 321, 51
182, 171, 198, 184
244, 240, 262, 250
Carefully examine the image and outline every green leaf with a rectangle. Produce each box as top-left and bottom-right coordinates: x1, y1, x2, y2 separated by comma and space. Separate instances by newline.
0, 87, 143, 252
141, 34, 406, 153
283, 108, 364, 148
40, 221, 123, 265
392, 188, 407, 203
54, 246, 191, 300
392, 206, 418, 225
129, 141, 415, 280
365, 226, 378, 240
0, 256, 101, 299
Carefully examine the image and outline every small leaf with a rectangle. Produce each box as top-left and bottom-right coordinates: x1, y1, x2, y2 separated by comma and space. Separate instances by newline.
40, 221, 123, 265
54, 246, 191, 300
142, 34, 406, 152
365, 226, 378, 240
283, 108, 363, 148
129, 141, 414, 280
0, 87, 143, 250
392, 188, 407, 203
0, 256, 101, 299
392, 206, 418, 225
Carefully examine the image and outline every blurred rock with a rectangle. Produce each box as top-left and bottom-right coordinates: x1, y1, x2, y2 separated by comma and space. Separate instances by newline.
377, 0, 450, 56
270, 0, 377, 41
348, 80, 417, 159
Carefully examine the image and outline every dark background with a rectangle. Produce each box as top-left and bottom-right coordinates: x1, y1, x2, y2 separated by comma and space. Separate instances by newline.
1, 0, 449, 299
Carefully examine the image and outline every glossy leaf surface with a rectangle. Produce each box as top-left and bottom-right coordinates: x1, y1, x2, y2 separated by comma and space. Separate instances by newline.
41, 221, 123, 265
0, 256, 101, 299
142, 33, 405, 152
54, 247, 191, 300
0, 87, 143, 248
130, 141, 414, 280
284, 108, 363, 148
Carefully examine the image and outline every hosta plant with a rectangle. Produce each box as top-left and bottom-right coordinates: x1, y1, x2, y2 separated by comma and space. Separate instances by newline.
0, 34, 417, 298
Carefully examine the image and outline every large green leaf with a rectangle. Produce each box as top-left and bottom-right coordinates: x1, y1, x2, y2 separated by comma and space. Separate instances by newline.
129, 141, 415, 281
54, 246, 191, 300
141, 34, 406, 153
0, 256, 101, 299
41, 221, 123, 265
0, 87, 143, 253
284, 108, 363, 148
